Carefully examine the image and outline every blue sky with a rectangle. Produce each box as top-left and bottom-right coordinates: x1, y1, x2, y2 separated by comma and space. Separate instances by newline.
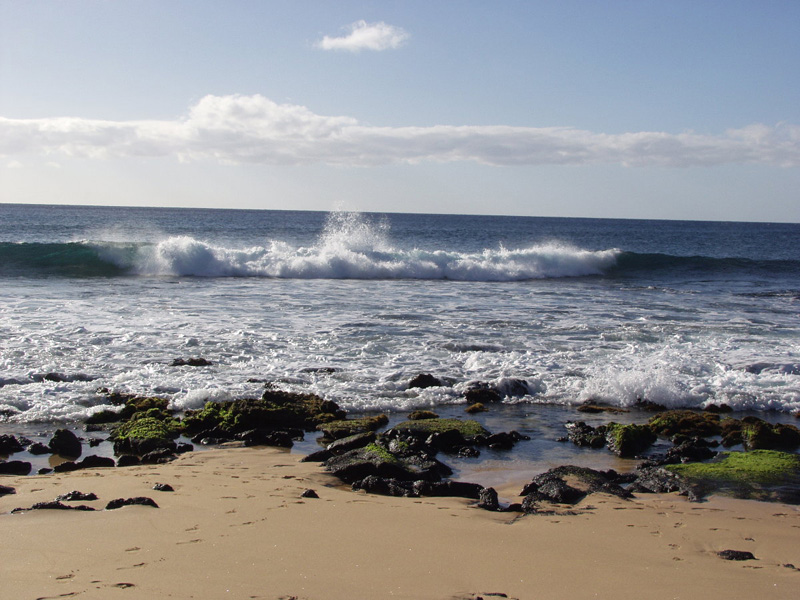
2, 0, 799, 221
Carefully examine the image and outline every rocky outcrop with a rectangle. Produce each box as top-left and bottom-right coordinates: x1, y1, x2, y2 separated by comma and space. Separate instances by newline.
49, 429, 82, 458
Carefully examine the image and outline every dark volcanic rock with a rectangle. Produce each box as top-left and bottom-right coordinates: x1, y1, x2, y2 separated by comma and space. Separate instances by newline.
0, 484, 15, 496
521, 466, 633, 501
628, 466, 701, 501
235, 428, 300, 448
0, 434, 25, 454
647, 410, 722, 438
28, 442, 52, 456
300, 488, 319, 498
325, 445, 451, 484
523, 476, 586, 505
116, 455, 141, 467
106, 496, 159, 510
15, 501, 95, 512
351, 476, 483, 500
0, 460, 32, 475
78, 455, 115, 469
140, 449, 178, 464
717, 550, 756, 561
564, 421, 607, 449
740, 418, 800, 451
301, 448, 333, 462
171, 357, 213, 367
326, 431, 376, 455
153, 483, 174, 492
604, 423, 656, 458
53, 455, 115, 472
408, 410, 439, 420
353, 475, 419, 497
317, 415, 388, 441
56, 491, 99, 502
464, 387, 503, 404
407, 373, 442, 389
49, 429, 82, 458
477, 487, 500, 511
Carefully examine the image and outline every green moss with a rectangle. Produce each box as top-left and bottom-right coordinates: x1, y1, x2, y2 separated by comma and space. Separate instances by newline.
111, 416, 180, 442
667, 450, 800, 502
392, 418, 489, 439
605, 422, 656, 458
408, 410, 439, 420
668, 450, 800, 484
317, 415, 389, 440
183, 392, 346, 435
120, 396, 171, 420
364, 442, 401, 465
647, 410, 722, 438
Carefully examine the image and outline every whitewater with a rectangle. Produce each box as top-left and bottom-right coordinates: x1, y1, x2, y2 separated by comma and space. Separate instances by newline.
1, 204, 799, 425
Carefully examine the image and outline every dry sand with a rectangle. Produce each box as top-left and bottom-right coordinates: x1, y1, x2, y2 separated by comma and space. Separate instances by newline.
2, 446, 799, 600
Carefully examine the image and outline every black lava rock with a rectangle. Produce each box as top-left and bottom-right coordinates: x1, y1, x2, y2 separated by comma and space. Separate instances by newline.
0, 460, 32, 475
153, 483, 174, 492
106, 496, 159, 510
407, 373, 443, 389
717, 550, 756, 561
49, 429, 82, 458
56, 491, 99, 502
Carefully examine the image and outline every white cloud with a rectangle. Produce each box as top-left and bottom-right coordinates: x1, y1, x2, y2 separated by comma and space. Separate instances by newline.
1, 94, 798, 169
316, 20, 409, 52
6, 160, 24, 168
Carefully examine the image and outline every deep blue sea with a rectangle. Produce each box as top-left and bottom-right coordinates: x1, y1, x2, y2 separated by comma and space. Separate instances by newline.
1, 203, 799, 422
1, 203, 799, 479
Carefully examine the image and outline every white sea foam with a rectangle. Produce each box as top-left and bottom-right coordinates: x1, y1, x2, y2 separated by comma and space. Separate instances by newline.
119, 235, 619, 280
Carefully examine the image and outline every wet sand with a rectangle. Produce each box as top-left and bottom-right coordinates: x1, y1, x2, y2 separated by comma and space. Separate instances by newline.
2, 445, 799, 600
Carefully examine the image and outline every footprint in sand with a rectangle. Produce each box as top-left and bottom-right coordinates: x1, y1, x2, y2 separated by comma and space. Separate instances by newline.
176, 538, 203, 545
125, 547, 141, 552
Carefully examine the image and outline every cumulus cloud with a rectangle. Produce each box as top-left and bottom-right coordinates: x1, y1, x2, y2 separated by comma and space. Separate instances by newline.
1, 94, 798, 169
316, 20, 409, 52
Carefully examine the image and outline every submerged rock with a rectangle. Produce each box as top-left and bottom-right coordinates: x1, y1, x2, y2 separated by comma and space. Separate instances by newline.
0, 434, 25, 455
171, 357, 213, 367
563, 421, 607, 449
407, 374, 443, 389
49, 429, 82, 458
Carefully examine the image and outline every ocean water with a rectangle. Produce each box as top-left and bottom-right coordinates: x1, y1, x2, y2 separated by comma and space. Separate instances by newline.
1, 203, 799, 433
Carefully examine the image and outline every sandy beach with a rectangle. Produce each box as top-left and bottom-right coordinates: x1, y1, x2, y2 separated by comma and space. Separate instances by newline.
2, 445, 798, 600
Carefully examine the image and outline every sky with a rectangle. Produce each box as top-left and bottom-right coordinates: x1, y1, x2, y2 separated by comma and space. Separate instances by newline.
1, 1, 799, 222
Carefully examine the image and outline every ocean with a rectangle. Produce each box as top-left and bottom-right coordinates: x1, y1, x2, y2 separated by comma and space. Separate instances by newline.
1, 203, 799, 479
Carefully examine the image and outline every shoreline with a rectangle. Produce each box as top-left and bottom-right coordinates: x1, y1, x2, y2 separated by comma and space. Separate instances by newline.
3, 445, 799, 600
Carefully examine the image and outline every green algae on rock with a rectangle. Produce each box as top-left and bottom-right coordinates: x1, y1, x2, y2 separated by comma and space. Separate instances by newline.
391, 418, 489, 439
666, 450, 800, 503
183, 391, 347, 435
647, 410, 723, 438
110, 415, 181, 455
604, 422, 656, 458
316, 414, 389, 440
